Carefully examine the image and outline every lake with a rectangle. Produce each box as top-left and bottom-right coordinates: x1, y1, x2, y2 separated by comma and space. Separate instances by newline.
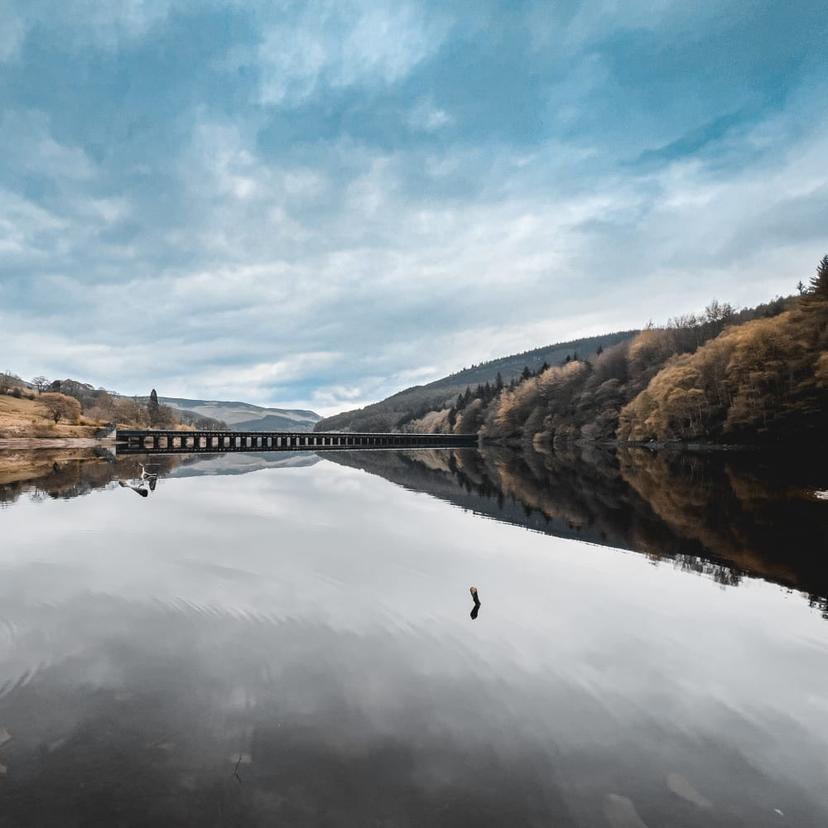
0, 445, 826, 827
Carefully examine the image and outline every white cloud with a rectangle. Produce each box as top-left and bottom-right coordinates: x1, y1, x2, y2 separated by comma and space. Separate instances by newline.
0, 111, 95, 180
0, 12, 26, 62
200, 353, 341, 390
407, 98, 452, 132
5, 102, 827, 410
2, 5, 827, 415
0, 0, 174, 61
254, 1, 448, 106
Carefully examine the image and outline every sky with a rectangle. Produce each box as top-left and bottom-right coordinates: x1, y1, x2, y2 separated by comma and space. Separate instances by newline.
1, 1, 826, 415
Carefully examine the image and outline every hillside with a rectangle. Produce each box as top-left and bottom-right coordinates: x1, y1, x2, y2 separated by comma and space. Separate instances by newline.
401, 267, 823, 447
617, 280, 828, 444
315, 330, 637, 433
161, 398, 320, 432
315, 258, 826, 448
0, 369, 322, 439
0, 392, 104, 439
0, 376, 223, 437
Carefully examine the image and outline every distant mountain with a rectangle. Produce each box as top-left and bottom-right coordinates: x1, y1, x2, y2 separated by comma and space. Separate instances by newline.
315, 330, 638, 433
161, 397, 320, 432
166, 451, 320, 477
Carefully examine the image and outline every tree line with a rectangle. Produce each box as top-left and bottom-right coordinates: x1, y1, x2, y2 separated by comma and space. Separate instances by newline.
400, 257, 827, 446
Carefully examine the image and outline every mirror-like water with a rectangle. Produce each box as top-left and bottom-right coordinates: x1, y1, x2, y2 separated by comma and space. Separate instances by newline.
0, 446, 826, 827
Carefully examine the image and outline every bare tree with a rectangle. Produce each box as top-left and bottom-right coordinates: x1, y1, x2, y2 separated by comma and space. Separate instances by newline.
40, 393, 81, 425
0, 372, 23, 394
31, 376, 49, 393
704, 299, 735, 324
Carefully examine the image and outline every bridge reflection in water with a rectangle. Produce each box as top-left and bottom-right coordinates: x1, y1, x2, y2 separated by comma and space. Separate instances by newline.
115, 429, 477, 454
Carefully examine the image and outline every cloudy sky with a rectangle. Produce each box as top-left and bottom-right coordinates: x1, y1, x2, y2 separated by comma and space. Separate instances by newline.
1, 1, 826, 414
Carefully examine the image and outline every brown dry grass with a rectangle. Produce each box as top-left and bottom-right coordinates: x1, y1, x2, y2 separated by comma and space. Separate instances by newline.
0, 394, 103, 439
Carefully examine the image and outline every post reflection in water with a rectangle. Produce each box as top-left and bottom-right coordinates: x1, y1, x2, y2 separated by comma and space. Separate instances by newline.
326, 445, 828, 614
470, 586, 481, 620
0, 444, 826, 827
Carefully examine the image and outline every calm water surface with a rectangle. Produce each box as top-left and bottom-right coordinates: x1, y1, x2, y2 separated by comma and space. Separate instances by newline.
0, 446, 826, 827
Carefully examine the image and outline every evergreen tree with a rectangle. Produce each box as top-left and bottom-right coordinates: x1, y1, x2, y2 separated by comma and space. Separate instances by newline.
495, 371, 503, 391
596, 344, 604, 356
808, 254, 828, 299
148, 388, 160, 424
521, 365, 531, 380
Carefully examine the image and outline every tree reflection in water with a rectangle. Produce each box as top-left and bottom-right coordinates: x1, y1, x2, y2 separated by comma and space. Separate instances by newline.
327, 444, 828, 617
1, 444, 825, 615
0, 450, 182, 507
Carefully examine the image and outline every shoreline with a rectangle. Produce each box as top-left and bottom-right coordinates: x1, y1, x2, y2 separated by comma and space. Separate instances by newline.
0, 434, 808, 454
0, 437, 116, 450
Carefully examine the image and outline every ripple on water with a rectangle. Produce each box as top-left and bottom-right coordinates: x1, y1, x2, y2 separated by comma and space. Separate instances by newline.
0, 617, 16, 650
0, 665, 41, 702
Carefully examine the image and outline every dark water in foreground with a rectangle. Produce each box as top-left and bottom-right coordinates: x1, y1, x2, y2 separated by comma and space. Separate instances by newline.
0, 446, 826, 827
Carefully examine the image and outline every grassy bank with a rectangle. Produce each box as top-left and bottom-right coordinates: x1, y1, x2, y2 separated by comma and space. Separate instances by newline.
0, 394, 105, 439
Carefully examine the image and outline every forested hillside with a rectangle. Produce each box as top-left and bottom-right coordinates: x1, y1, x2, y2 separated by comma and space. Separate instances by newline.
315, 330, 637, 433
317, 257, 827, 446
474, 293, 804, 446
618, 266, 828, 444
